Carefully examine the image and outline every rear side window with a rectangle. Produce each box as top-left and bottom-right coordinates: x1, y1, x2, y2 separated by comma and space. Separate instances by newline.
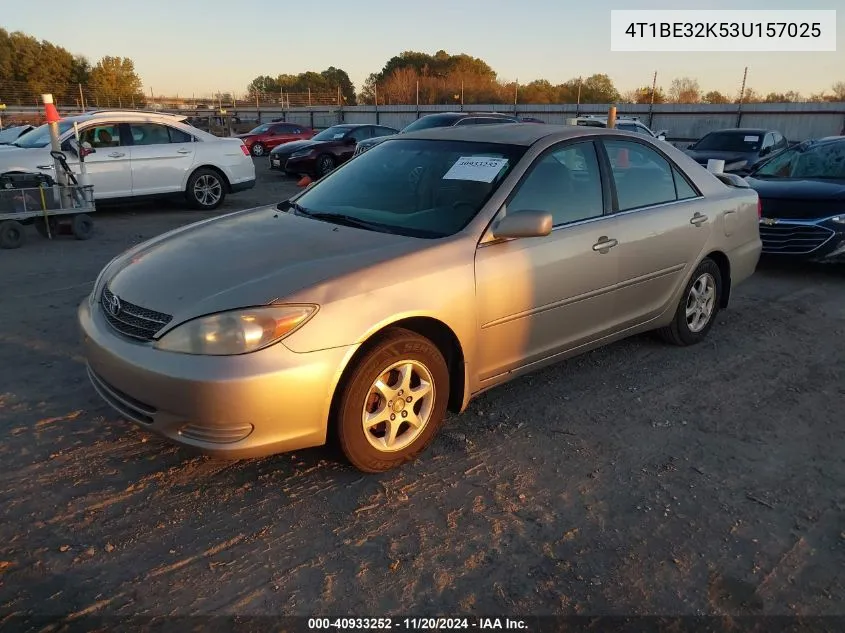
604, 140, 679, 211
672, 167, 699, 200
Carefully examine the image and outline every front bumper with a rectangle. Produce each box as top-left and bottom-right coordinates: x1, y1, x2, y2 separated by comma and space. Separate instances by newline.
78, 300, 357, 458
269, 154, 317, 175
759, 216, 845, 262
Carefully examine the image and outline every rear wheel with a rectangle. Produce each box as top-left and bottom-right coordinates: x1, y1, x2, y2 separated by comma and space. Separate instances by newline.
0, 220, 25, 249
335, 328, 450, 472
658, 258, 722, 346
251, 142, 265, 157
186, 168, 226, 210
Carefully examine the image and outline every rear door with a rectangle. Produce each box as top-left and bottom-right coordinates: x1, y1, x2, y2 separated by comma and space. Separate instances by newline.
266, 124, 298, 149
600, 138, 712, 328
127, 122, 196, 195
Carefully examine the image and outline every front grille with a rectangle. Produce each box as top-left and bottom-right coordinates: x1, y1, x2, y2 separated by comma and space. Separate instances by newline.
759, 222, 835, 255
100, 286, 172, 341
353, 144, 370, 157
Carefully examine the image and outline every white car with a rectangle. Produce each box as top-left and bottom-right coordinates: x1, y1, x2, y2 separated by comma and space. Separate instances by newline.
0, 110, 256, 210
575, 115, 669, 141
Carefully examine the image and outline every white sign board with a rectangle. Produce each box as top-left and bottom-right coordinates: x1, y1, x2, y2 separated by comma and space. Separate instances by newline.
442, 157, 509, 183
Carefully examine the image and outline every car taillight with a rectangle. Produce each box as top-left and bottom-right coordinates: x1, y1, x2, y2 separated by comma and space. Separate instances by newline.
239, 144, 250, 157
757, 198, 762, 218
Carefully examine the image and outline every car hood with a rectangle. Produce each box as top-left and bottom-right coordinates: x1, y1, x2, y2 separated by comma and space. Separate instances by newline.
105, 205, 423, 327
746, 176, 845, 219
269, 139, 326, 155
0, 146, 51, 166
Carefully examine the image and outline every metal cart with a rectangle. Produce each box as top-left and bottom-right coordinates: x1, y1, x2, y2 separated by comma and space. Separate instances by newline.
0, 156, 96, 250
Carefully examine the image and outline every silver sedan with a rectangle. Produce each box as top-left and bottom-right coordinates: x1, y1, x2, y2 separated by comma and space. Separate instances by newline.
79, 124, 762, 472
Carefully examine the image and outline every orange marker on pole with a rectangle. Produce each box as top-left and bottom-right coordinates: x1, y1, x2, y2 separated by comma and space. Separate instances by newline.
42, 94, 70, 206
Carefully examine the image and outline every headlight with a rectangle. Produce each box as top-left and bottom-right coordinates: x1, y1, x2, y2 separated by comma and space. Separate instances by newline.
153, 305, 317, 356
290, 149, 313, 159
89, 255, 121, 306
831, 216, 844, 225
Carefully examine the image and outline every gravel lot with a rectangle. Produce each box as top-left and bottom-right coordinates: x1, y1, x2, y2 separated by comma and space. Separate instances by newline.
0, 157, 843, 623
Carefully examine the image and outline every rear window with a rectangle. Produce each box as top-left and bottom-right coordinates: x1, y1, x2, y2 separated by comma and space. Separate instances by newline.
694, 132, 762, 152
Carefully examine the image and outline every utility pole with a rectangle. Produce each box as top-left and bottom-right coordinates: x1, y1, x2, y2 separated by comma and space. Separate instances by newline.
736, 66, 748, 127
648, 71, 657, 127
576, 76, 582, 117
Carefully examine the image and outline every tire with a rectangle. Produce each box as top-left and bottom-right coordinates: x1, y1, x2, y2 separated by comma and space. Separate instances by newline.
71, 214, 94, 240
0, 220, 26, 249
251, 142, 265, 157
315, 154, 335, 178
335, 328, 450, 473
186, 168, 226, 210
658, 258, 722, 346
35, 216, 59, 239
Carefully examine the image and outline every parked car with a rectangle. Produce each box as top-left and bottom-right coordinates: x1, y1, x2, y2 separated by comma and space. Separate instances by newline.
0, 125, 35, 145
745, 135, 845, 262
235, 122, 315, 156
269, 123, 398, 177
0, 110, 255, 210
575, 115, 668, 140
519, 117, 546, 123
353, 112, 519, 157
80, 124, 761, 472
684, 128, 788, 174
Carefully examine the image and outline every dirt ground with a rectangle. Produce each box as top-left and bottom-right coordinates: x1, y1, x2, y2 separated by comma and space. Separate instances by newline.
0, 158, 843, 623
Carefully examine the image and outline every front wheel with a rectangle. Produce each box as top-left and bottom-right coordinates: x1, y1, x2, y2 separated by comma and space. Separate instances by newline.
658, 258, 722, 346
335, 328, 450, 472
315, 154, 335, 178
251, 142, 265, 157
186, 168, 226, 210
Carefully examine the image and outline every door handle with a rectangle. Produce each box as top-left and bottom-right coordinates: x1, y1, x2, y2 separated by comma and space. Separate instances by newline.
592, 237, 618, 253
108, 152, 125, 158
690, 212, 708, 226
177, 149, 192, 154
37, 164, 55, 170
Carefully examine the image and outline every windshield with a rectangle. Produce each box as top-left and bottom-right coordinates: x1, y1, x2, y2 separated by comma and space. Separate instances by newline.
693, 131, 762, 152
401, 115, 459, 133
247, 124, 271, 134
752, 140, 845, 179
13, 121, 76, 148
0, 127, 26, 143
293, 138, 526, 238
311, 126, 354, 141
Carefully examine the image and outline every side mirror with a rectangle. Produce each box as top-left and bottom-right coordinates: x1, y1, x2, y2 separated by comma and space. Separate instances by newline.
81, 141, 95, 157
491, 210, 553, 239
759, 146, 771, 156
345, 136, 357, 145
657, 134, 666, 141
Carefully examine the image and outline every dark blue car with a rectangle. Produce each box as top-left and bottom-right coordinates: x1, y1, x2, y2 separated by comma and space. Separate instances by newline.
685, 128, 789, 175
745, 136, 845, 262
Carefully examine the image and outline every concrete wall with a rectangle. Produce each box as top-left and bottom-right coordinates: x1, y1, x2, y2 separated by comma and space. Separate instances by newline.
256, 102, 845, 146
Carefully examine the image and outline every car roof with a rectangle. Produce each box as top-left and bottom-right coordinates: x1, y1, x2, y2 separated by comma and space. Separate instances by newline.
398, 122, 607, 146
707, 128, 770, 135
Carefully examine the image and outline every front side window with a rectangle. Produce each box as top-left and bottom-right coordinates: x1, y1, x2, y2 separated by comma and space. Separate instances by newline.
293, 139, 526, 238
81, 124, 121, 148
508, 141, 604, 226
605, 140, 678, 211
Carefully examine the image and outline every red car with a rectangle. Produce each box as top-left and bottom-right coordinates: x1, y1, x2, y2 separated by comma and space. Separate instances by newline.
235, 122, 315, 157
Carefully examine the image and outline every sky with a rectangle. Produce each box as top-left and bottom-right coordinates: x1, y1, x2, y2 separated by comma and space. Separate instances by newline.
2, 0, 842, 98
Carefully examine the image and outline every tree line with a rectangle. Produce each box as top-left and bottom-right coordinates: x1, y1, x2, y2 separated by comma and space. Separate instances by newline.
0, 28, 144, 105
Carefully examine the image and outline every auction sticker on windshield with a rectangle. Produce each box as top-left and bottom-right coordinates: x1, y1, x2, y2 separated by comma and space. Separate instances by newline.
744, 135, 760, 142
442, 156, 509, 182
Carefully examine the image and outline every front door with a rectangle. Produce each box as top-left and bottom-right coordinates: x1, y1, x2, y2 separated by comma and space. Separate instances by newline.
75, 122, 133, 197
601, 138, 713, 328
126, 122, 196, 195
474, 140, 621, 382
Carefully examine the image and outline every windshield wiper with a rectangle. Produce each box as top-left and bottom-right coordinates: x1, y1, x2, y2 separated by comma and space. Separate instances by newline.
304, 211, 396, 233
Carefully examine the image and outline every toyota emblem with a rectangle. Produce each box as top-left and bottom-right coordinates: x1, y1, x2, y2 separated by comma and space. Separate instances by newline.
108, 293, 122, 317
